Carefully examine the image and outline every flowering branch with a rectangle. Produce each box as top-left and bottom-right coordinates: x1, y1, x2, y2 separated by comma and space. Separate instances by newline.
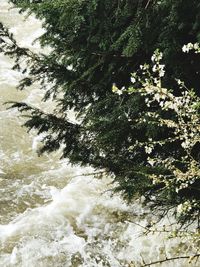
112, 45, 200, 226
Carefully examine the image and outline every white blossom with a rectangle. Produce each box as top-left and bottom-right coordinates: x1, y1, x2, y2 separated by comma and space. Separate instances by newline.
145, 145, 153, 154
131, 77, 136, 84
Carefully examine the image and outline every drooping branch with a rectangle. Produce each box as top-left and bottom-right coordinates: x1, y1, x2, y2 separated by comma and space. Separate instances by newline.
0, 21, 40, 61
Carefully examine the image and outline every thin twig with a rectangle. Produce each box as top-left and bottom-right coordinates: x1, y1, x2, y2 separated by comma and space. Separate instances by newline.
141, 254, 200, 266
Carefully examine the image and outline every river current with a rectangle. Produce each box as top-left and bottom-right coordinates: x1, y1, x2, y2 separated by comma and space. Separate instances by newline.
0, 1, 198, 267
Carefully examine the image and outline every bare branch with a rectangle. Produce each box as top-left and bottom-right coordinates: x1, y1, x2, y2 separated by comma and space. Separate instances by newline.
140, 254, 200, 267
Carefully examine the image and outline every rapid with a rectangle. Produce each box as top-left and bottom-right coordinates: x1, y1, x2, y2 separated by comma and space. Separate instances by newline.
0, 1, 198, 266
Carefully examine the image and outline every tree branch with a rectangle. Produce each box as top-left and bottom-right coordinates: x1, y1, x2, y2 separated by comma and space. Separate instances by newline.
140, 254, 200, 266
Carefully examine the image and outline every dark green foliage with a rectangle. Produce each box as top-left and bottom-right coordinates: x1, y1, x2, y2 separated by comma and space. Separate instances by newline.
1, 0, 200, 226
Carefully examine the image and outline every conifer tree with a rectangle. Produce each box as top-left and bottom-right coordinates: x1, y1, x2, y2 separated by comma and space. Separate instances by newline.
1, 0, 200, 226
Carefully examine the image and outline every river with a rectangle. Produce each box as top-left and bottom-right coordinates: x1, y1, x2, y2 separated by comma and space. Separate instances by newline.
0, 1, 198, 267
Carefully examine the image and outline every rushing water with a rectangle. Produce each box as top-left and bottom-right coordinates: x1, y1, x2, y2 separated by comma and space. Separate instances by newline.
0, 1, 198, 267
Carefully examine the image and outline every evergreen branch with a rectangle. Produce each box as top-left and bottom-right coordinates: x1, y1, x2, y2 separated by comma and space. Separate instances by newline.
0, 22, 39, 61
91, 51, 132, 59
66, 170, 108, 180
